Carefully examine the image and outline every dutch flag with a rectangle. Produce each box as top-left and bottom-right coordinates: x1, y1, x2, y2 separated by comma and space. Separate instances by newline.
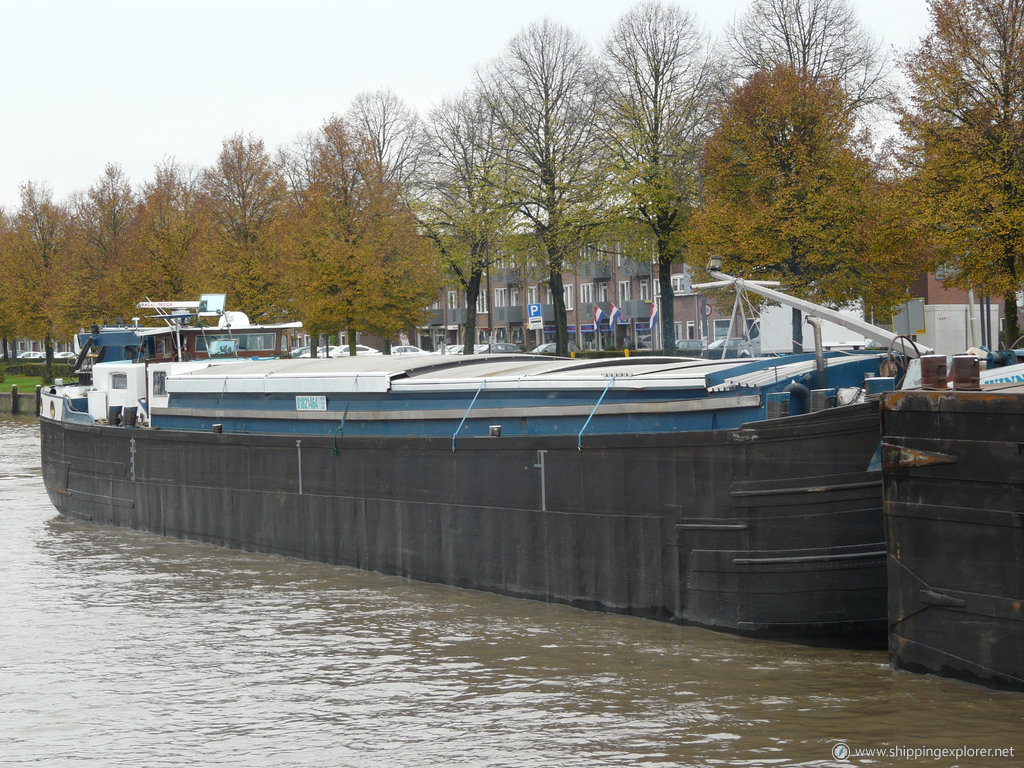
649, 300, 658, 329
609, 303, 622, 326
594, 304, 606, 328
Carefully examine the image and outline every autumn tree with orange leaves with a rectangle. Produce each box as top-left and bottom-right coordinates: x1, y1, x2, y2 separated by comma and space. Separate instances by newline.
287, 117, 438, 354
200, 133, 290, 321
59, 164, 140, 327
900, 0, 1024, 346
696, 66, 889, 314
2, 182, 68, 377
134, 159, 208, 301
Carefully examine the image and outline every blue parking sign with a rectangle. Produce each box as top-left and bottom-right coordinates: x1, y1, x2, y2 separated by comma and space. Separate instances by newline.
527, 302, 543, 330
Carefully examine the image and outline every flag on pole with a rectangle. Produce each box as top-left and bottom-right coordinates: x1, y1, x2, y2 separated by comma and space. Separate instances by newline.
609, 303, 622, 326
649, 300, 658, 330
594, 304, 606, 328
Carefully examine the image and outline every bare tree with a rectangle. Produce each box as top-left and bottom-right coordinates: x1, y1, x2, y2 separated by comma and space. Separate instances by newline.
724, 0, 892, 112
479, 20, 605, 355
419, 88, 510, 354
347, 88, 426, 188
602, 0, 718, 351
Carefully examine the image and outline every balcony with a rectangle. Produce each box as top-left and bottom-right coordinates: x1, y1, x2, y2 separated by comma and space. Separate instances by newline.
493, 305, 523, 324
619, 260, 652, 276
490, 267, 521, 284
623, 300, 653, 320
579, 261, 612, 280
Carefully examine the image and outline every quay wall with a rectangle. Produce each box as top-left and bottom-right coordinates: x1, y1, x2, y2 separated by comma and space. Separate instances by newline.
1, 386, 40, 416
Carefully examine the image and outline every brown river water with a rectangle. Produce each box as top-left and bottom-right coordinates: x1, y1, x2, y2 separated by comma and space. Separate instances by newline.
1, 415, 1021, 767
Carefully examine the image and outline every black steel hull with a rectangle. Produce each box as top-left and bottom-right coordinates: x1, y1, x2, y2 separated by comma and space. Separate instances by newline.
883, 390, 1024, 690
40, 402, 886, 646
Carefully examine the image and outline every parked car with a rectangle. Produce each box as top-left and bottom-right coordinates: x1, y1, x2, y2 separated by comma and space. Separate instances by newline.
705, 337, 753, 359
391, 345, 428, 355
289, 345, 310, 358
484, 343, 522, 353
675, 339, 706, 357
19, 350, 45, 359
297, 344, 380, 358
530, 341, 579, 355
54, 350, 77, 359
328, 344, 380, 356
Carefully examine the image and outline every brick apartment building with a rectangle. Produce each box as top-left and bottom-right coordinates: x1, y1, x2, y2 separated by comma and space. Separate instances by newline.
418, 247, 721, 352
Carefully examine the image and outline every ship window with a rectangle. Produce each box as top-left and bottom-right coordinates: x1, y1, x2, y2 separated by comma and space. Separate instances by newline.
153, 371, 167, 396
209, 338, 239, 356
195, 333, 276, 354
111, 373, 128, 390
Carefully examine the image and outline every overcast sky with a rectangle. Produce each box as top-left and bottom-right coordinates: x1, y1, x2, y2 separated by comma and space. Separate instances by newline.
0, 0, 933, 211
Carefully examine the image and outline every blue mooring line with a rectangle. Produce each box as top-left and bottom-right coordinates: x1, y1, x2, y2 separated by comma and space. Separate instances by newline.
578, 376, 615, 451
452, 380, 486, 452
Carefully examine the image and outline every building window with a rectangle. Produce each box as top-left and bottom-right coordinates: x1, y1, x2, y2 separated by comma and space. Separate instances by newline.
564, 284, 574, 310
713, 318, 732, 340
510, 286, 520, 306
639, 279, 650, 301
447, 290, 459, 309
494, 287, 507, 308
597, 282, 608, 302
618, 281, 631, 305
684, 321, 693, 339
527, 286, 538, 305
580, 282, 593, 304
671, 275, 688, 295
476, 292, 489, 313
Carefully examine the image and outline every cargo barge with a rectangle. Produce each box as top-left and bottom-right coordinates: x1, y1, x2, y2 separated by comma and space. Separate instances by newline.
38, 285, 905, 646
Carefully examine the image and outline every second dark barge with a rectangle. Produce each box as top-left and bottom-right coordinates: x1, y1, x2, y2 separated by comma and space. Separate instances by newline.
883, 380, 1024, 690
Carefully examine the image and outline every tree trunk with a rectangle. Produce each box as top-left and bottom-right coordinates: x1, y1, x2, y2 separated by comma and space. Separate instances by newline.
658, 255, 675, 353
1003, 294, 1020, 349
463, 270, 483, 355
550, 268, 568, 356
44, 335, 54, 385
1002, 247, 1020, 348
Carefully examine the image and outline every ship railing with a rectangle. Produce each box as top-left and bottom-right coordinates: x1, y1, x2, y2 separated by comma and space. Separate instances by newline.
60, 395, 96, 425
